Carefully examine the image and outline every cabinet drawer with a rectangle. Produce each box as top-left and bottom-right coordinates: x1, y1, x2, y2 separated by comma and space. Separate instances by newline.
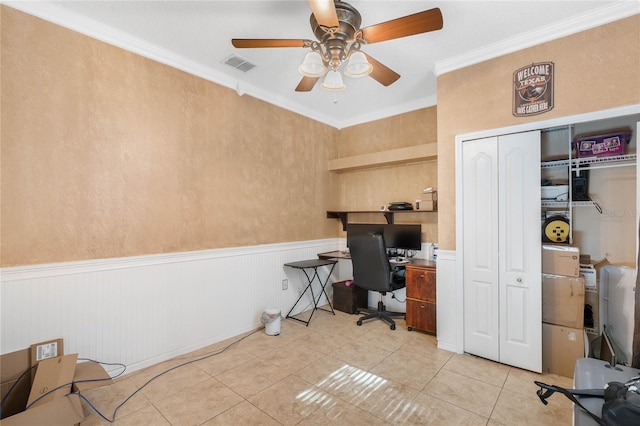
406, 299, 436, 334
406, 266, 436, 301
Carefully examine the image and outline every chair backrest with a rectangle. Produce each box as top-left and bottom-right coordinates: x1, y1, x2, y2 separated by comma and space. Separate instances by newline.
349, 233, 392, 292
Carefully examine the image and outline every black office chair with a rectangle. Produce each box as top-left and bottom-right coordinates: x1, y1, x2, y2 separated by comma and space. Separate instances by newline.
349, 233, 406, 330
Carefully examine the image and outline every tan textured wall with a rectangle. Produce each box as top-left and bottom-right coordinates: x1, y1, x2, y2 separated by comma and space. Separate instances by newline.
331, 108, 439, 242
0, 7, 338, 266
437, 15, 640, 250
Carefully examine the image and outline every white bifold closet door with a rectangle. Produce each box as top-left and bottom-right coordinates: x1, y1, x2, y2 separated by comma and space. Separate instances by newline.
462, 131, 542, 373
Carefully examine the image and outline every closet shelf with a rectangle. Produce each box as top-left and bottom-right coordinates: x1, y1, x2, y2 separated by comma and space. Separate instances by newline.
328, 143, 437, 172
541, 200, 602, 208
541, 153, 636, 169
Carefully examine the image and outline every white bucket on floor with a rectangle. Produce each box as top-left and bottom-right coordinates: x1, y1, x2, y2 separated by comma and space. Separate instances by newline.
262, 308, 281, 336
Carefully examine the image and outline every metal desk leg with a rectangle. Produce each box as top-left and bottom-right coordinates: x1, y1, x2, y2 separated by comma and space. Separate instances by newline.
285, 262, 336, 326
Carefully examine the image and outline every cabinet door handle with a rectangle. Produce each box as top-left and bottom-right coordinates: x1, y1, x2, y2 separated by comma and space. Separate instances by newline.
516, 277, 523, 283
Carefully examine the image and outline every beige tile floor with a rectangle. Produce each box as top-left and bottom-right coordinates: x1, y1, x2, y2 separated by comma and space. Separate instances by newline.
80, 308, 575, 425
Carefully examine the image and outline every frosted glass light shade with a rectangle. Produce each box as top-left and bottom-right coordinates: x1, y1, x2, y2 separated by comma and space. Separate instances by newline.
321, 70, 346, 91
344, 51, 372, 78
298, 52, 327, 77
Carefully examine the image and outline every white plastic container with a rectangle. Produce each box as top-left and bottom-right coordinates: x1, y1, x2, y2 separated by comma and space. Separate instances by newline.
541, 185, 569, 201
262, 308, 281, 336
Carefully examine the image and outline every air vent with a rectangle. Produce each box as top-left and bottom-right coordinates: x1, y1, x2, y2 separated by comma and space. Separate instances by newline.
223, 55, 256, 72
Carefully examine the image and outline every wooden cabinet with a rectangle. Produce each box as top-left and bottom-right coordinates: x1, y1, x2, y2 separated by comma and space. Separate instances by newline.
405, 263, 437, 334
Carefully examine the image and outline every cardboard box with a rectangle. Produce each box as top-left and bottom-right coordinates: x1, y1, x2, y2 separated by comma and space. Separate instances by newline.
30, 338, 64, 368
542, 244, 580, 277
542, 274, 585, 328
1, 338, 63, 419
416, 190, 437, 211
1, 341, 112, 425
542, 323, 586, 378
27, 354, 78, 409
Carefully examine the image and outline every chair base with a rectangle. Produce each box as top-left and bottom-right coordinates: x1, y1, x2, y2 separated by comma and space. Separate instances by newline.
356, 300, 405, 330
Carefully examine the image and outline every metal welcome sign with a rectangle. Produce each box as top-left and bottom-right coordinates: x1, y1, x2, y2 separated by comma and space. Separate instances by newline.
513, 62, 554, 117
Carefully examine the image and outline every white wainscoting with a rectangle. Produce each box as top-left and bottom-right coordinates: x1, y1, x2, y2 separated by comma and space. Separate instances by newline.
0, 239, 340, 374
436, 249, 463, 353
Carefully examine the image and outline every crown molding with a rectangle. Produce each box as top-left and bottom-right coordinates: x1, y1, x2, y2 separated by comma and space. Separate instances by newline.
2, 1, 339, 125
435, 2, 640, 76
333, 95, 437, 129
5, 1, 637, 129
3, 1, 240, 87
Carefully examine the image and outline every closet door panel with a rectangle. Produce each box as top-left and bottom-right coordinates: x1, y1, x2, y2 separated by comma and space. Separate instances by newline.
463, 137, 499, 361
498, 131, 542, 372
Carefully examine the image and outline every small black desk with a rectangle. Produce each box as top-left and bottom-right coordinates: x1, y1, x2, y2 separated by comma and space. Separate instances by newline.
284, 258, 337, 326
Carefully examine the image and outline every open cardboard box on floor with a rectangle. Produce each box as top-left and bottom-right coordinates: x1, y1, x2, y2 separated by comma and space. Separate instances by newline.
1, 339, 112, 425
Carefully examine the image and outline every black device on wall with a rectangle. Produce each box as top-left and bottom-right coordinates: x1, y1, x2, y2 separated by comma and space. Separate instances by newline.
572, 170, 590, 201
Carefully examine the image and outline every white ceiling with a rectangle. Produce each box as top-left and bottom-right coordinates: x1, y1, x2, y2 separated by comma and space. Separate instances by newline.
6, 1, 638, 128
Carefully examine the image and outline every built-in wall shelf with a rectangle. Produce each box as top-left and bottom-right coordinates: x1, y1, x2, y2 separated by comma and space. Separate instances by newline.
328, 143, 437, 172
327, 210, 435, 231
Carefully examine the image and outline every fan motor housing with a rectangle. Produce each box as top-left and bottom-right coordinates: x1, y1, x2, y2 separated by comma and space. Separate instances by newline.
310, 1, 362, 43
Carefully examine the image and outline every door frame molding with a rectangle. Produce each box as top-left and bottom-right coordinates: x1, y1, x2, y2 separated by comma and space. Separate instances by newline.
453, 104, 640, 355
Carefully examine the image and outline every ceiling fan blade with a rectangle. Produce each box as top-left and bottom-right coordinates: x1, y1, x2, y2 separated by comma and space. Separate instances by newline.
307, 0, 339, 28
361, 8, 443, 44
295, 76, 320, 92
363, 53, 400, 86
232, 39, 307, 48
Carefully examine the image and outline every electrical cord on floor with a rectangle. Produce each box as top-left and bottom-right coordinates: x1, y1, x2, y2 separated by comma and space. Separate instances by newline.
21, 359, 127, 412
74, 327, 264, 423
1, 327, 263, 423
0, 359, 125, 417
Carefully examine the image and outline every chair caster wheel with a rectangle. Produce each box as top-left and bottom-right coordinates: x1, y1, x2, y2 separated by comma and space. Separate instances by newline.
408, 327, 413, 331
357, 320, 362, 326
390, 324, 396, 330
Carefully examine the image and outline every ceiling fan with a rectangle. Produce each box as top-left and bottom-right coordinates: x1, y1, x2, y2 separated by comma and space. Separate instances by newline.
231, 0, 443, 92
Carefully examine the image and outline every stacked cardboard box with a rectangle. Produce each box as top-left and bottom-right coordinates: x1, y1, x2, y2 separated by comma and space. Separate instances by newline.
541, 244, 586, 378
415, 189, 437, 211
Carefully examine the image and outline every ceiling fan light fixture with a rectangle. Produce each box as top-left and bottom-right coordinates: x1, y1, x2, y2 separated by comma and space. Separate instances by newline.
344, 51, 372, 78
321, 69, 346, 91
298, 52, 327, 77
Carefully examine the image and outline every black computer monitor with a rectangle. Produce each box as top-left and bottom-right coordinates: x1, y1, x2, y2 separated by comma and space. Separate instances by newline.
346, 223, 385, 247
383, 224, 422, 251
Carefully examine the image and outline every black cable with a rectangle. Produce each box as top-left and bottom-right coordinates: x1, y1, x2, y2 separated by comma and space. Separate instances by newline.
72, 327, 264, 423
0, 364, 37, 418
2, 328, 263, 423
20, 359, 126, 411
390, 290, 406, 303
